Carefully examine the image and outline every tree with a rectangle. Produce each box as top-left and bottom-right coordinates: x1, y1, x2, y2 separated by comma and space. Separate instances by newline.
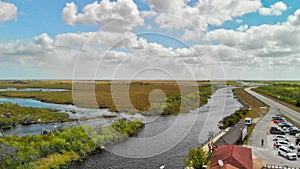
183, 146, 209, 169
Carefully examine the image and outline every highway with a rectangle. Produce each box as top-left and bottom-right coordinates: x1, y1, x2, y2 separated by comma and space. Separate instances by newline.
245, 88, 300, 124
245, 87, 300, 167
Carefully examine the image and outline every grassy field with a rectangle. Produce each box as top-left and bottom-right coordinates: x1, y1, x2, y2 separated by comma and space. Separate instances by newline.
0, 80, 215, 115
253, 81, 300, 109
0, 102, 69, 129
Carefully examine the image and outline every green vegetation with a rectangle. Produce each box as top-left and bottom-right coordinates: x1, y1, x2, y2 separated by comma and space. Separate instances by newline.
183, 146, 211, 169
0, 80, 214, 115
162, 85, 212, 115
0, 80, 72, 90
219, 108, 249, 129
253, 82, 300, 107
0, 103, 69, 129
0, 118, 144, 169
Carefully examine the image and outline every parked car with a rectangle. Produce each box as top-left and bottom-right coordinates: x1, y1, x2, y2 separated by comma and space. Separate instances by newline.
281, 124, 294, 129
283, 126, 297, 133
276, 140, 295, 149
279, 122, 292, 127
296, 138, 300, 145
278, 146, 297, 160
272, 115, 282, 120
297, 146, 300, 157
270, 127, 286, 135
278, 122, 290, 127
289, 128, 300, 136
273, 135, 290, 142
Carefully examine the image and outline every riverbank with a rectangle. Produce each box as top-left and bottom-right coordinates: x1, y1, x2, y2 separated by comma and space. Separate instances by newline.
0, 118, 144, 169
232, 88, 269, 144
70, 87, 242, 169
0, 83, 237, 168
0, 102, 70, 129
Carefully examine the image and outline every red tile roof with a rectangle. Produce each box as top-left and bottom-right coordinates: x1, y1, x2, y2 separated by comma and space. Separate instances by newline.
210, 144, 252, 169
211, 163, 238, 169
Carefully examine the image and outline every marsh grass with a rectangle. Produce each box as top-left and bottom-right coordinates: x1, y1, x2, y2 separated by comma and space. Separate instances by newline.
0, 80, 214, 115
0, 102, 69, 129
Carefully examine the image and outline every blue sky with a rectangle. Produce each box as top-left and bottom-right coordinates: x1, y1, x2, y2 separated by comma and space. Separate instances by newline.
0, 0, 300, 80
2, 0, 298, 42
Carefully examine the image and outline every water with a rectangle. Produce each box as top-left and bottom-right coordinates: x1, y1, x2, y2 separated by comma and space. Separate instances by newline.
0, 96, 119, 136
2, 118, 117, 136
71, 87, 242, 169
0, 97, 118, 119
0, 87, 241, 168
0, 87, 69, 92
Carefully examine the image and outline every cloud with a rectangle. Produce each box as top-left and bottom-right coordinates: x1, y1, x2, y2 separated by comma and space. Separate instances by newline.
62, 0, 144, 32
288, 9, 300, 25
205, 9, 300, 72
147, 0, 262, 41
0, 29, 221, 79
236, 25, 249, 32
259, 1, 287, 16
2, 1, 300, 80
236, 19, 243, 24
0, 1, 17, 22
34, 33, 54, 47
140, 10, 157, 18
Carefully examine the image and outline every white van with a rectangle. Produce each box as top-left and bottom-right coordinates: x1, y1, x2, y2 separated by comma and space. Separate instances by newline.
245, 118, 252, 125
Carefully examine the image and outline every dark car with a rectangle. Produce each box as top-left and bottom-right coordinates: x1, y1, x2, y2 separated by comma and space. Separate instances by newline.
296, 138, 300, 145
270, 127, 285, 135
272, 115, 282, 120
289, 129, 300, 136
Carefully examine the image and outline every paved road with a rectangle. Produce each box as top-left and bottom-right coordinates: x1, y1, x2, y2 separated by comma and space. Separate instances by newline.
245, 88, 300, 124
245, 88, 300, 167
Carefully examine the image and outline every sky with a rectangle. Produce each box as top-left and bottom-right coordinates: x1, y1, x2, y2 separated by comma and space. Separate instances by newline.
0, 0, 300, 80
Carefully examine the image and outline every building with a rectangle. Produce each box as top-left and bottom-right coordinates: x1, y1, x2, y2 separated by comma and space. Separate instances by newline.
210, 144, 253, 169
214, 122, 247, 146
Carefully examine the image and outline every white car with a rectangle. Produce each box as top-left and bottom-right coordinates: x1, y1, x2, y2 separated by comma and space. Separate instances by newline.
278, 146, 297, 160
273, 135, 290, 142
276, 140, 295, 149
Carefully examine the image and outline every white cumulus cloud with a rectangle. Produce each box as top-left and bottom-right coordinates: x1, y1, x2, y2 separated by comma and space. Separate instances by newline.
205, 9, 300, 74
147, 0, 262, 41
259, 1, 287, 16
0, 1, 17, 22
62, 0, 144, 32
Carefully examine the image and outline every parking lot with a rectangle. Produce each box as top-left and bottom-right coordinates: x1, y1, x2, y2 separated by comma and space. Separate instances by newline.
267, 117, 300, 157
249, 107, 300, 167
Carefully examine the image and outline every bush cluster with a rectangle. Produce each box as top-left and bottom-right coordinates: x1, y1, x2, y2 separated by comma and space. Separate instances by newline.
0, 118, 144, 169
219, 109, 248, 129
